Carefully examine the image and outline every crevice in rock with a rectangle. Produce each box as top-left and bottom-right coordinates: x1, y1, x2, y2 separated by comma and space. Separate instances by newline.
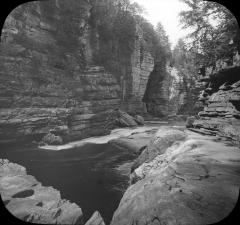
12, 189, 34, 198
3, 200, 10, 206
36, 202, 43, 207
230, 100, 240, 111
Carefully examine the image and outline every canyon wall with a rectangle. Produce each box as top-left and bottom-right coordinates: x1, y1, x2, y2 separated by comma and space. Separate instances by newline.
0, 0, 157, 144
0, 0, 199, 144
121, 24, 154, 114
188, 53, 240, 145
143, 62, 200, 117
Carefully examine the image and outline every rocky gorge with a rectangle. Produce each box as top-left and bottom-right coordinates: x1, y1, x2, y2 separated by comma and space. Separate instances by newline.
0, 0, 198, 145
1, 0, 240, 225
1, 122, 240, 225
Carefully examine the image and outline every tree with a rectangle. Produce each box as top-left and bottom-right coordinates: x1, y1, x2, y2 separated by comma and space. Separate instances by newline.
173, 38, 198, 78
179, 0, 240, 67
172, 38, 202, 114
172, 39, 187, 66
155, 22, 172, 59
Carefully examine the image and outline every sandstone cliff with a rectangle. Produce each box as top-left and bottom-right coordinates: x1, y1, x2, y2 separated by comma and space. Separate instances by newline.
0, 0, 156, 144
188, 53, 240, 145
143, 62, 199, 117
0, 0, 201, 145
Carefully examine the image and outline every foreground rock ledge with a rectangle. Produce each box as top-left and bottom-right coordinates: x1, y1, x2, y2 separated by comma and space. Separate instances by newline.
0, 159, 105, 224
111, 129, 240, 225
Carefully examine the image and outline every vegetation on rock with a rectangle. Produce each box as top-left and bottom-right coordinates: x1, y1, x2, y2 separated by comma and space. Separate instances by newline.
180, 0, 240, 68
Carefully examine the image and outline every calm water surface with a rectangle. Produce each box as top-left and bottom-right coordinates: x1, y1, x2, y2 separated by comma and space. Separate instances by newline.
0, 142, 136, 224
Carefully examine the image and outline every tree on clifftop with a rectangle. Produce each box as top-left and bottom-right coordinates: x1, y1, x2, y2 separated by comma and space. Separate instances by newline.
155, 22, 172, 60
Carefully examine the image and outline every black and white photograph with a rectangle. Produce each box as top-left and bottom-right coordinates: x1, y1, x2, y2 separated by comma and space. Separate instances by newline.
0, 0, 240, 224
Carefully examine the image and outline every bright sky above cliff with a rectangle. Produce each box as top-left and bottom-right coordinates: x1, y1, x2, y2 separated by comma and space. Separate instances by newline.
131, 0, 191, 48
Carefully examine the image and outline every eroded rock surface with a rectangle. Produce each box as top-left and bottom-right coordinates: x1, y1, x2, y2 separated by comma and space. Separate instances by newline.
189, 60, 240, 145
109, 127, 157, 154
0, 159, 105, 224
131, 127, 186, 175
111, 129, 240, 225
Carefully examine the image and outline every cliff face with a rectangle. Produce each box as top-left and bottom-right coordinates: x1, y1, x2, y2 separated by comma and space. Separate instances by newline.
0, 0, 155, 144
143, 62, 200, 117
0, 0, 201, 144
189, 53, 240, 145
121, 25, 154, 114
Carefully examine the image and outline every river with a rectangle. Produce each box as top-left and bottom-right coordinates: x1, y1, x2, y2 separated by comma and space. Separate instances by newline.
0, 141, 137, 224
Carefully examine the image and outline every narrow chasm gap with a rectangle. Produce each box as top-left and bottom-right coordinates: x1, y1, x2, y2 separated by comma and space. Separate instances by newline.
231, 100, 240, 112
36, 202, 43, 207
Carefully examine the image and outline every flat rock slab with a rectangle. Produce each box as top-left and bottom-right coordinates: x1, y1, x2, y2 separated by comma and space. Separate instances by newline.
0, 159, 83, 224
111, 130, 240, 225
109, 128, 158, 153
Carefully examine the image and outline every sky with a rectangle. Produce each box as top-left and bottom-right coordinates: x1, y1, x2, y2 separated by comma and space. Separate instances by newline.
131, 0, 192, 48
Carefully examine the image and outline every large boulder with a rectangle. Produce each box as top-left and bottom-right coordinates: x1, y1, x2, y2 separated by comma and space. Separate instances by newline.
115, 110, 138, 127
109, 128, 157, 154
134, 115, 144, 125
131, 127, 186, 174
101, 109, 139, 130
42, 133, 63, 145
68, 109, 140, 142
186, 116, 196, 128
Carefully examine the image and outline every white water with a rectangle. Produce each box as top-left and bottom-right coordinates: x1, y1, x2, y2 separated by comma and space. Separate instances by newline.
39, 125, 159, 151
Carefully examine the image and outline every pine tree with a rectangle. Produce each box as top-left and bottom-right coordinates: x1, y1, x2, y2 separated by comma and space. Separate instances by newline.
179, 0, 240, 68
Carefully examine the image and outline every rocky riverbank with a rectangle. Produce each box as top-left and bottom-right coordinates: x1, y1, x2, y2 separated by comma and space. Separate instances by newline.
188, 78, 240, 146
108, 53, 240, 225
1, 124, 240, 225
110, 127, 240, 225
0, 159, 105, 225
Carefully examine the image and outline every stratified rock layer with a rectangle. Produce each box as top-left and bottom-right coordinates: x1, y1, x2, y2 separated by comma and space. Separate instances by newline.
111, 129, 240, 225
122, 24, 154, 114
190, 54, 240, 145
0, 159, 83, 224
0, 0, 155, 144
